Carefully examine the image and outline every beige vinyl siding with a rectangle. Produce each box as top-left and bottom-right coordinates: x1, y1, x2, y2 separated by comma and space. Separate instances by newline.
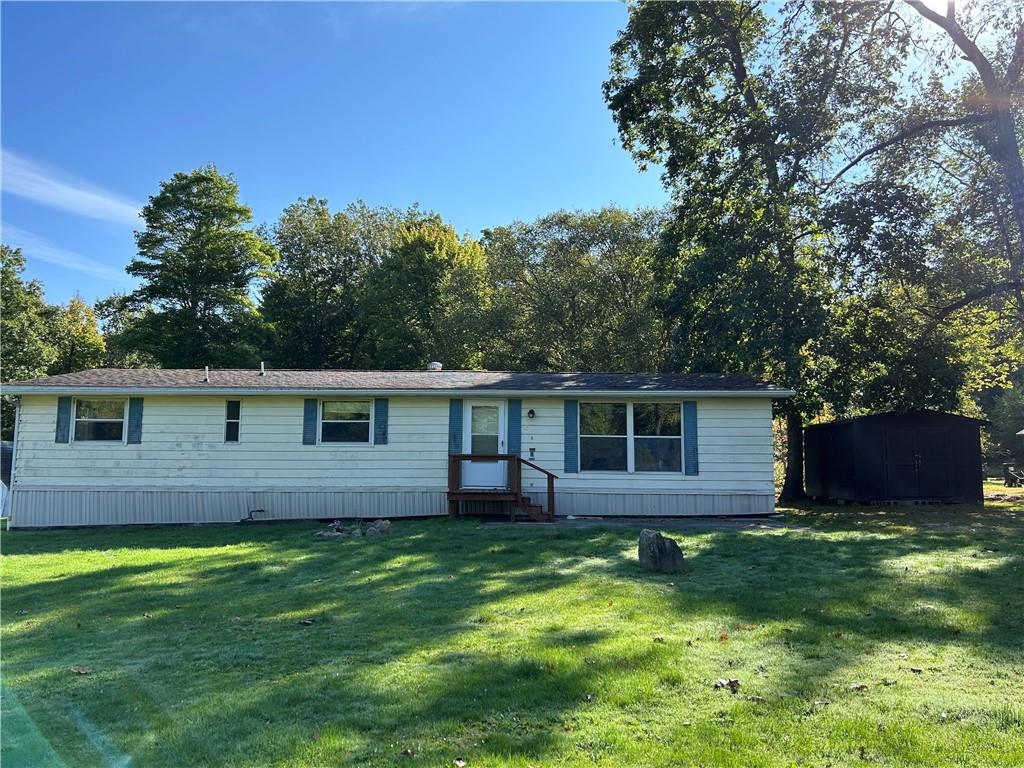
519, 396, 774, 494
14, 395, 450, 488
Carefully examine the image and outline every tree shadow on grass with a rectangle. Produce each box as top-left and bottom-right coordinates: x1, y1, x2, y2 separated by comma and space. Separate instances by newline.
3, 511, 1023, 766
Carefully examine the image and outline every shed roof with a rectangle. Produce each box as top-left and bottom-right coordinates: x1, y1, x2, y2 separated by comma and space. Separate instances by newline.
805, 410, 989, 430
3, 368, 792, 397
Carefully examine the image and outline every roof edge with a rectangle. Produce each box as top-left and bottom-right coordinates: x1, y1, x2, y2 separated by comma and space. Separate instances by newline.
5, 385, 795, 398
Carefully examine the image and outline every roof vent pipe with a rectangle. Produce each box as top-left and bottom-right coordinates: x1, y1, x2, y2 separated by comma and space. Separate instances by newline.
203, 365, 209, 383
260, 361, 266, 376
426, 361, 443, 372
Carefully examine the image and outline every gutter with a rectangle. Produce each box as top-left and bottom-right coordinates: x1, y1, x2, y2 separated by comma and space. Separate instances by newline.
3, 386, 796, 398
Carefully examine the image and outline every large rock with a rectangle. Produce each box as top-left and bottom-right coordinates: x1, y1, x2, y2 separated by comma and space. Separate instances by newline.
638, 529, 685, 573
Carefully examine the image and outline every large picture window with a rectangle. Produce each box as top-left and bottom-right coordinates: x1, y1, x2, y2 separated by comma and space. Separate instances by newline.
321, 400, 371, 443
74, 398, 127, 442
579, 402, 683, 473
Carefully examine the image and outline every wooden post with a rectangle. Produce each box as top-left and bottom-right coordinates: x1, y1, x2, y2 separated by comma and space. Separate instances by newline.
547, 474, 555, 520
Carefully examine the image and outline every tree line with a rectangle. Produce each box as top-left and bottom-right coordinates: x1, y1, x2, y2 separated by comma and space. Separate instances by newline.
2, 0, 1022, 492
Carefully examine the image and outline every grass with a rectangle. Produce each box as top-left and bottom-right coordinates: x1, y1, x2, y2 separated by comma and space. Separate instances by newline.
2, 494, 1023, 767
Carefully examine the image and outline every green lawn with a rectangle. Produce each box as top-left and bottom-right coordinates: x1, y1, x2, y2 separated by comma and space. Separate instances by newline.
3, 496, 1023, 767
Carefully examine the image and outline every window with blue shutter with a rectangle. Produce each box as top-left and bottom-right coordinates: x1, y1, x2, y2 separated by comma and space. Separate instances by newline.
448, 399, 463, 454
373, 398, 389, 445
563, 399, 579, 473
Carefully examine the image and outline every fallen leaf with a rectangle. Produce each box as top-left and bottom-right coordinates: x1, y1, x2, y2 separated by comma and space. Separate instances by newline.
719, 631, 729, 643
69, 666, 92, 675
453, 759, 467, 768
714, 678, 741, 690
401, 748, 415, 758
748, 695, 766, 702
910, 667, 923, 674
859, 746, 867, 759
583, 693, 594, 702
878, 722, 887, 733
686, 639, 694, 647
298, 619, 315, 626
653, 636, 665, 643
545, 662, 557, 672
562, 723, 572, 731
850, 683, 869, 691
883, 679, 897, 686
143, 613, 152, 619
311, 729, 320, 742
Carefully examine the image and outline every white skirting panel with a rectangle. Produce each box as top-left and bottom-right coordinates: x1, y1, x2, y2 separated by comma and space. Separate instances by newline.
8, 487, 448, 528
530, 490, 775, 517
8, 486, 774, 528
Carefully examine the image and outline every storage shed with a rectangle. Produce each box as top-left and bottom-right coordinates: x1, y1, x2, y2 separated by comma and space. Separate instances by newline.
805, 411, 985, 504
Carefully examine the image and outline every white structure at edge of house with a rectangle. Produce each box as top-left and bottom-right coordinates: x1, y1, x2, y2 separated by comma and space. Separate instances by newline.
3, 366, 793, 528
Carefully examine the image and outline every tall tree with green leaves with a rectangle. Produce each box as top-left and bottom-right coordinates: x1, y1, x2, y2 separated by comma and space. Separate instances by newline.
1, 245, 56, 438
359, 214, 489, 369
605, 1, 909, 500
483, 208, 668, 372
260, 199, 405, 368
45, 295, 106, 375
120, 165, 276, 368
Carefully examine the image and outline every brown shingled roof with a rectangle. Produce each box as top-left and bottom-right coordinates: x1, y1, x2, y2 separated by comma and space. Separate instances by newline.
4, 368, 790, 394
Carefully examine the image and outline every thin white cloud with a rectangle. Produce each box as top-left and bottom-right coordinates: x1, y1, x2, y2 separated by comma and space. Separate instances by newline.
1, 150, 142, 226
2, 225, 131, 284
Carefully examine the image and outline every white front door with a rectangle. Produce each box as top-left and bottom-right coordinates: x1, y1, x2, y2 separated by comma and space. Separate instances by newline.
462, 400, 507, 489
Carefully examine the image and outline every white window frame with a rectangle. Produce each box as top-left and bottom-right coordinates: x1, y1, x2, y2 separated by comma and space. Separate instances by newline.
318, 398, 374, 446
578, 401, 684, 474
225, 399, 242, 444
71, 396, 128, 445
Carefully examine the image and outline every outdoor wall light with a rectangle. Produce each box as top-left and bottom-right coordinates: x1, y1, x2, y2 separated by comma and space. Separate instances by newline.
527, 409, 536, 418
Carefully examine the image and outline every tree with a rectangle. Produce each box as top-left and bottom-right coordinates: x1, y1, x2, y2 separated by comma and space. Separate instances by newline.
831, 0, 1024, 321
358, 214, 489, 369
122, 165, 276, 367
605, 1, 909, 500
482, 208, 668, 372
1, 245, 56, 438
260, 199, 405, 368
94, 294, 160, 369
45, 295, 106, 375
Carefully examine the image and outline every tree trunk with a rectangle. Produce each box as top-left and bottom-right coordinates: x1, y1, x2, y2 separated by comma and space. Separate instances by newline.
778, 411, 808, 503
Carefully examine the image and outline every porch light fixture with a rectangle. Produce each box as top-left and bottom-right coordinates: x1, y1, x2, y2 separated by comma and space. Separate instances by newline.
527, 409, 536, 419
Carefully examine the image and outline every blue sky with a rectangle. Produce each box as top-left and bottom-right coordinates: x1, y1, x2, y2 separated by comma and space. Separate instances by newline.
1, 1, 666, 304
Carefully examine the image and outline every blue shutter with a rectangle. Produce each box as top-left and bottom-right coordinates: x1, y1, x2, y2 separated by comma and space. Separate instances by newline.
302, 399, 318, 445
683, 400, 699, 475
563, 399, 579, 473
448, 399, 463, 454
127, 397, 144, 444
374, 398, 389, 445
55, 397, 72, 443
507, 399, 522, 456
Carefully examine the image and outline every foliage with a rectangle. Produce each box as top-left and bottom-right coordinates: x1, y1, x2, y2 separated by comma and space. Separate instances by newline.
44, 295, 106, 376
121, 165, 277, 367
260, 199, 404, 368
359, 214, 490, 369
3, 509, 1023, 766
0, 245, 57, 439
482, 208, 668, 372
93, 294, 160, 369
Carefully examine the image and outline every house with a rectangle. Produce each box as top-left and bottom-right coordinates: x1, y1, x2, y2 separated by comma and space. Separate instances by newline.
804, 411, 986, 504
3, 367, 792, 527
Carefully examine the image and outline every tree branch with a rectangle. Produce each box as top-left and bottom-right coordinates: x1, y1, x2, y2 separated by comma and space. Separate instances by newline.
926, 280, 1023, 321
906, 0, 997, 91
828, 113, 994, 185
1007, 21, 1024, 86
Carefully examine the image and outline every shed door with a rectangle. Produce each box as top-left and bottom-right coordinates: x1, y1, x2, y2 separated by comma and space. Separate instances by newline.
916, 429, 951, 498
884, 430, 919, 498
884, 428, 952, 499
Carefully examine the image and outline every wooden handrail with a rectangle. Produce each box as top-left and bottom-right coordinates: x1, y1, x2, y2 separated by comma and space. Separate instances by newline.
447, 453, 556, 520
